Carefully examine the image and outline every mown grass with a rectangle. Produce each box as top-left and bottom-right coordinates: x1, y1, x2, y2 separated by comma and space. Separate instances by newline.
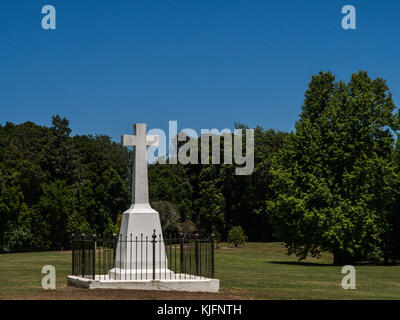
215, 242, 400, 299
0, 250, 71, 299
0, 242, 399, 299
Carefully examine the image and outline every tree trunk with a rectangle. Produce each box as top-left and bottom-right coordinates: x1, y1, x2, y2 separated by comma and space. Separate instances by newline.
332, 251, 354, 265
383, 253, 389, 265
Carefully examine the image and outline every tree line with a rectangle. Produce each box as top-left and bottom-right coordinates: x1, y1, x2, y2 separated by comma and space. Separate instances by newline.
1, 71, 399, 264
0, 116, 130, 252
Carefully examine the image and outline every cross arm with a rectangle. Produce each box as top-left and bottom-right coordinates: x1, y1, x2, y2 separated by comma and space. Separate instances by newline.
121, 134, 159, 147
121, 135, 136, 146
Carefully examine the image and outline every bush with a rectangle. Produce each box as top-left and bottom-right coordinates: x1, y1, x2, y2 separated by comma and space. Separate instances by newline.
3, 226, 33, 253
178, 219, 197, 239
227, 226, 247, 247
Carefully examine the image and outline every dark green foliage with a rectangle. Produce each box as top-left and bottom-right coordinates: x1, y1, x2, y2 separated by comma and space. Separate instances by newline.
149, 163, 194, 221
2, 226, 32, 253
148, 126, 288, 241
267, 71, 400, 264
227, 226, 247, 247
0, 116, 130, 252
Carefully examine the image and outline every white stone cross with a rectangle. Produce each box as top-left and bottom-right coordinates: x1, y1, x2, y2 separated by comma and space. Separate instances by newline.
122, 124, 159, 206
112, 123, 165, 278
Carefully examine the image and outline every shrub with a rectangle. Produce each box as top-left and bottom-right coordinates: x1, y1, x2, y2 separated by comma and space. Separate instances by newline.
3, 226, 33, 253
178, 219, 197, 239
227, 226, 247, 247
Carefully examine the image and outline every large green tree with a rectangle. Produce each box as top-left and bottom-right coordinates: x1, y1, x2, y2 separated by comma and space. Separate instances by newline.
267, 71, 399, 264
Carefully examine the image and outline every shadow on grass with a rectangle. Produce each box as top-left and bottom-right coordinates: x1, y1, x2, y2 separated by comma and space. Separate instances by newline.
269, 261, 398, 267
268, 261, 333, 267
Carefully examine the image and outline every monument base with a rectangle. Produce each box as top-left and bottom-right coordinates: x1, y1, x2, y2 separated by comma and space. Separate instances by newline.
108, 267, 175, 280
67, 275, 220, 293
115, 204, 167, 272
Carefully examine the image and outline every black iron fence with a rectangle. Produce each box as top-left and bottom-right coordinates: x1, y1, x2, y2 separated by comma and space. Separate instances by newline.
72, 231, 215, 281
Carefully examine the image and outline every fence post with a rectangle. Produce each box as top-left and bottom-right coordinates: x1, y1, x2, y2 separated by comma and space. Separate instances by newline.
210, 233, 215, 279
81, 233, 85, 277
180, 233, 184, 275
92, 234, 96, 280
71, 234, 75, 276
194, 233, 199, 276
113, 233, 117, 278
119, 234, 122, 280
152, 230, 156, 280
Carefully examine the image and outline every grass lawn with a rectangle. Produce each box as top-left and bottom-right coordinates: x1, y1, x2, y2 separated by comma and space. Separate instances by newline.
215, 242, 400, 299
0, 242, 399, 300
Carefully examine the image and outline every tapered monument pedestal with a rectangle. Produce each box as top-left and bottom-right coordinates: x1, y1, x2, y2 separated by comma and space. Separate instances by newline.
108, 203, 173, 280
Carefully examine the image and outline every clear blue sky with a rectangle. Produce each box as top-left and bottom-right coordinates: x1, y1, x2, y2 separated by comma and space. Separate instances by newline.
1, 0, 399, 140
